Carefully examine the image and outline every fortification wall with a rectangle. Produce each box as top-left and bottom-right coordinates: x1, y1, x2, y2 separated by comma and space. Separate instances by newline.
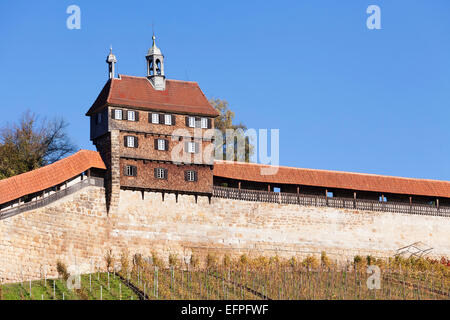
0, 187, 449, 283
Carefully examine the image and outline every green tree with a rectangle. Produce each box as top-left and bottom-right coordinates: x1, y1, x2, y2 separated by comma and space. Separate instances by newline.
0, 111, 77, 180
209, 98, 254, 162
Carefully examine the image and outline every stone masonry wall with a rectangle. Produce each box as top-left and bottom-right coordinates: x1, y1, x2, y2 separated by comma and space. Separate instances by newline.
0, 187, 449, 283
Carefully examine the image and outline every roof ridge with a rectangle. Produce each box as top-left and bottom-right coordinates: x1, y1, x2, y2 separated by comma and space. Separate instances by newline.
117, 74, 199, 84
213, 160, 450, 184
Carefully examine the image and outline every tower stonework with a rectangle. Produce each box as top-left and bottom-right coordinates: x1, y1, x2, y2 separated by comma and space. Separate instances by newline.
86, 37, 219, 211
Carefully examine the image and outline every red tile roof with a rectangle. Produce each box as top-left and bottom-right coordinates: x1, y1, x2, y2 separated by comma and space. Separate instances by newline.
86, 75, 219, 117
0, 150, 106, 205
213, 160, 450, 199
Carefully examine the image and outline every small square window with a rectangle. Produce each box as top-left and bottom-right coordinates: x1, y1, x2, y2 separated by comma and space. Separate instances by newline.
186, 170, 197, 182
155, 168, 166, 179
115, 109, 123, 120
128, 111, 136, 121
164, 114, 172, 125
274, 187, 281, 193
152, 113, 159, 124
125, 165, 136, 177
201, 118, 208, 129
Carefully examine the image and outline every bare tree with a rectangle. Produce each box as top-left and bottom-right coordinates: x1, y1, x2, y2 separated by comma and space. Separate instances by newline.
0, 111, 77, 179
209, 98, 254, 162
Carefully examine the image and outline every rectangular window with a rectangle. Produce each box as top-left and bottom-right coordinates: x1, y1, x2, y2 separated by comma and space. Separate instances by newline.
185, 170, 197, 182
152, 113, 159, 124
115, 109, 123, 120
127, 111, 136, 121
127, 136, 135, 148
187, 141, 197, 153
188, 116, 195, 128
201, 118, 208, 129
155, 168, 166, 179
125, 165, 137, 177
125, 136, 138, 148
164, 114, 172, 125
157, 139, 166, 151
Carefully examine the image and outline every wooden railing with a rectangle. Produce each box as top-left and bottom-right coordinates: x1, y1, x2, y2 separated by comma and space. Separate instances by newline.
0, 177, 104, 221
212, 186, 450, 218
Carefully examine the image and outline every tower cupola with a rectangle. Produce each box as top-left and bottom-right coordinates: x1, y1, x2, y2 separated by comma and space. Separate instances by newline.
146, 35, 166, 90
106, 47, 117, 80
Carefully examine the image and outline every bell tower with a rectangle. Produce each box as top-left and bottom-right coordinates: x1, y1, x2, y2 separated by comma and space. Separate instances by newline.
146, 35, 166, 90
106, 47, 117, 80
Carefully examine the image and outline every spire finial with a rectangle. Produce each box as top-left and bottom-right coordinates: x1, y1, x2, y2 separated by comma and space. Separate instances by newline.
152, 34, 156, 47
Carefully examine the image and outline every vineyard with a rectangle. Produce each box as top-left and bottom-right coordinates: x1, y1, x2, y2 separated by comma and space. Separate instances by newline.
1, 252, 449, 300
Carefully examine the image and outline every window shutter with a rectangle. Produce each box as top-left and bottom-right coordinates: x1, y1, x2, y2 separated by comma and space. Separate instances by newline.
132, 166, 137, 177
184, 141, 189, 152
185, 116, 189, 127
194, 171, 198, 182
195, 117, 200, 128
123, 110, 128, 120
207, 118, 212, 129
112, 109, 116, 119
172, 115, 176, 126
164, 139, 169, 151
154, 168, 158, 178
154, 139, 158, 150
159, 114, 164, 124
124, 136, 128, 147
164, 169, 168, 180
135, 111, 139, 122
184, 171, 188, 181
135, 137, 139, 148
195, 142, 200, 154
148, 113, 152, 123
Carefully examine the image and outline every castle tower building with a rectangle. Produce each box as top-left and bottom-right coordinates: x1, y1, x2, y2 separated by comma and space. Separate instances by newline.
86, 36, 219, 211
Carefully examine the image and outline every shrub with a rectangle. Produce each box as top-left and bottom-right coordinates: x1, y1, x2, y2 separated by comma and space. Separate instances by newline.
206, 253, 218, 269
169, 254, 179, 267
56, 260, 69, 280
222, 254, 232, 268
302, 256, 319, 269
239, 254, 248, 266
151, 252, 164, 268
105, 250, 114, 272
321, 251, 331, 268
133, 253, 144, 269
120, 249, 130, 276
190, 254, 199, 269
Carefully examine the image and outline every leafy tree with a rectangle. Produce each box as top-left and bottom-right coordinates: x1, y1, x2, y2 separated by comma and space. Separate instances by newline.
209, 98, 254, 162
0, 111, 77, 179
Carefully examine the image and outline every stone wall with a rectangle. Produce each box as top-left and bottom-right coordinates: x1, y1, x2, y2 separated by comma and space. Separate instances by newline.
0, 187, 449, 283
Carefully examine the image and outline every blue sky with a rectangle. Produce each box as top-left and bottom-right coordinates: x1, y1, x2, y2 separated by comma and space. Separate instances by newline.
1, 1, 449, 180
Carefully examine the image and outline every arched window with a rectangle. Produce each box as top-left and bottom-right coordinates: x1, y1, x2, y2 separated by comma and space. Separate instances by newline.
156, 59, 161, 75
